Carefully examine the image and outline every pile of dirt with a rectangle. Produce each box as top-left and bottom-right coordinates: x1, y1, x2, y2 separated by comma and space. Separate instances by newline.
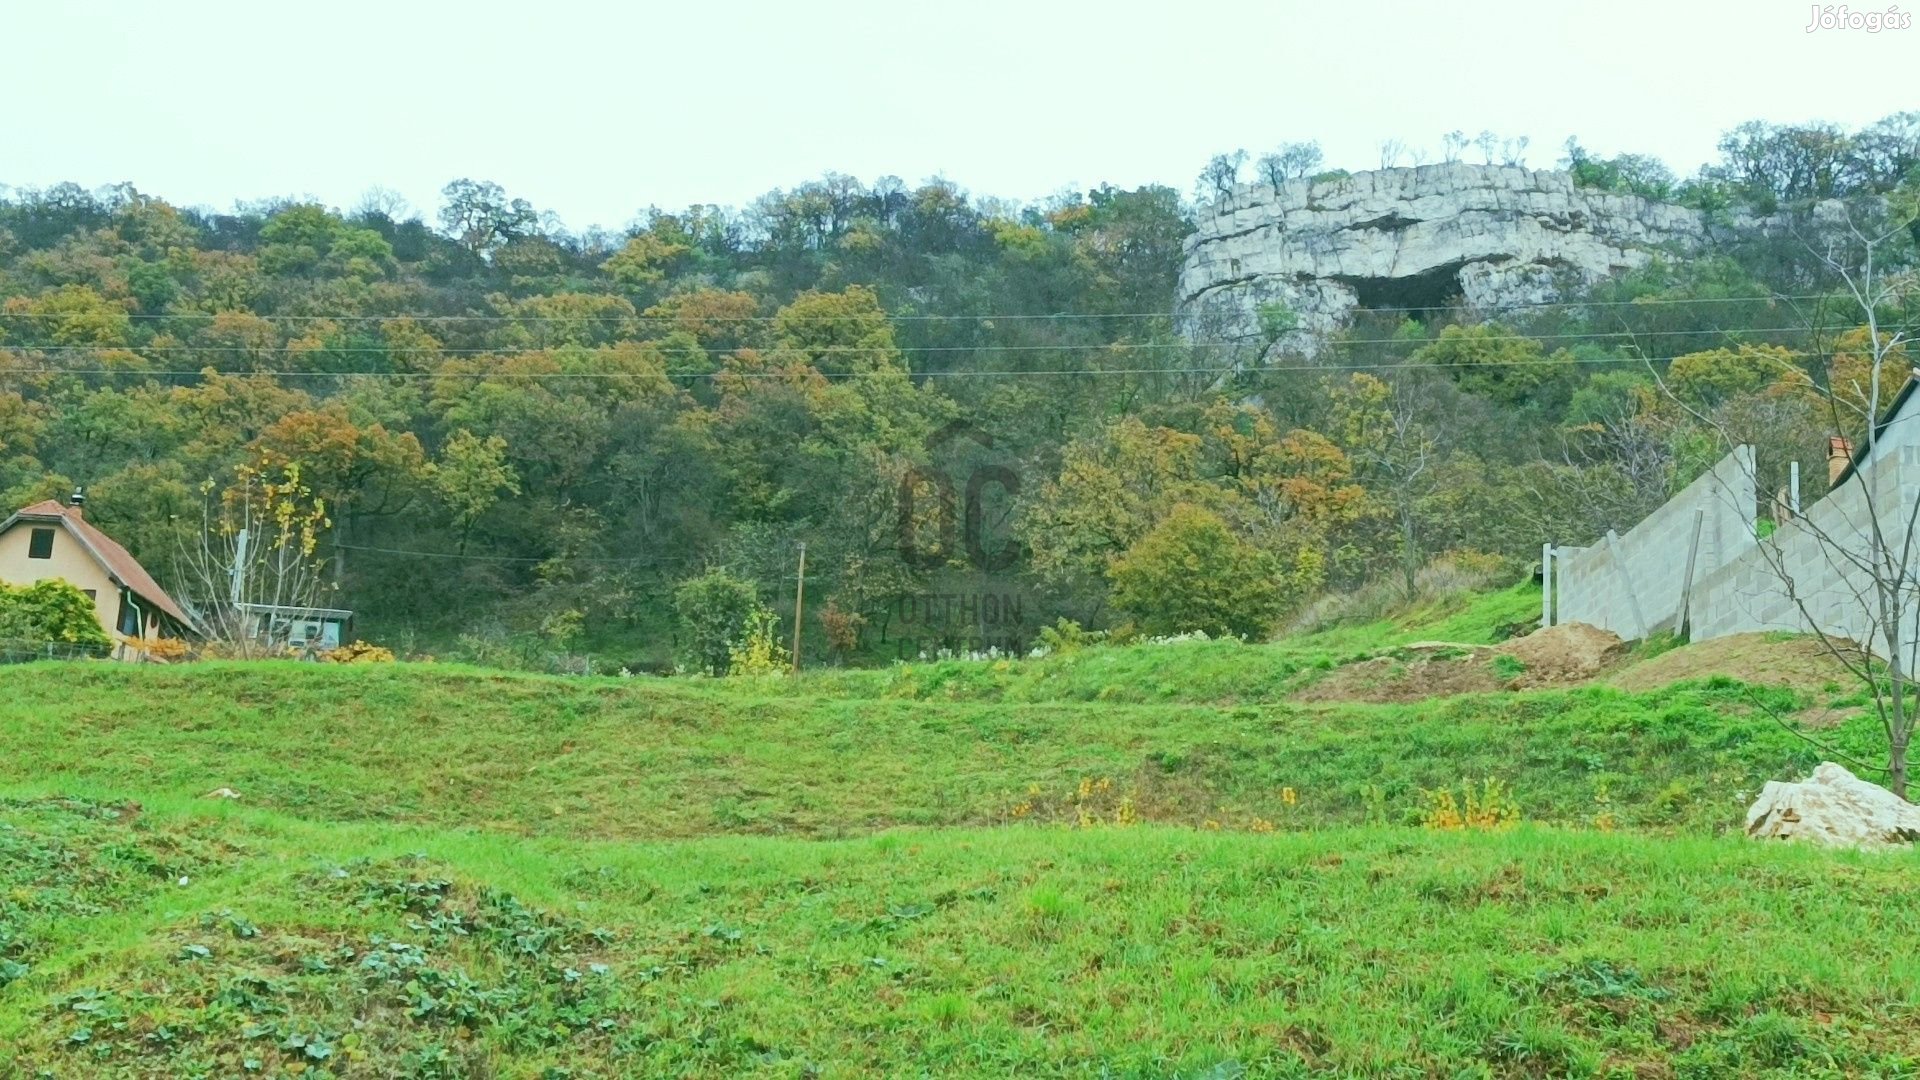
1291, 621, 1875, 706
1607, 632, 1858, 693
1497, 622, 1628, 688
1291, 645, 1503, 704
1291, 623, 1628, 704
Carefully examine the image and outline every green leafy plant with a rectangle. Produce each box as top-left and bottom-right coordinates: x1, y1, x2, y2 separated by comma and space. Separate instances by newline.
728, 608, 786, 677
0, 578, 111, 648
672, 569, 767, 676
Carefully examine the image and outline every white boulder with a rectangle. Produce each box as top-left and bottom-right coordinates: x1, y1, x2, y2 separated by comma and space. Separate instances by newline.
1744, 763, 1920, 849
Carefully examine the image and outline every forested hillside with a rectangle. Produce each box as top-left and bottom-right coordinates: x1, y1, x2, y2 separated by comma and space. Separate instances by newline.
1, 115, 1915, 668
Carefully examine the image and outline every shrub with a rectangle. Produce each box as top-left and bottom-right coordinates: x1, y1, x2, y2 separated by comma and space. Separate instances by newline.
197, 639, 295, 661
673, 568, 767, 676
728, 609, 786, 676
819, 600, 866, 658
0, 579, 111, 648
139, 637, 192, 663
1107, 505, 1287, 640
1036, 618, 1106, 655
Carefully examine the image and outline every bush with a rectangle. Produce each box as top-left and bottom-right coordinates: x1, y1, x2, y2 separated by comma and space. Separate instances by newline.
0, 579, 112, 648
1036, 618, 1106, 655
139, 637, 192, 663
673, 568, 767, 676
819, 600, 866, 658
1107, 505, 1287, 640
728, 609, 786, 676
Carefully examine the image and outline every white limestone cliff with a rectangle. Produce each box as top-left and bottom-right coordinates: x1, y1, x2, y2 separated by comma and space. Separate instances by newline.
1176, 164, 1728, 356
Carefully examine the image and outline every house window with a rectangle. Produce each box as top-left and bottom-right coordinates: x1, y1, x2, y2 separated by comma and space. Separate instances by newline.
118, 601, 141, 637
84, 589, 96, 601
27, 528, 54, 559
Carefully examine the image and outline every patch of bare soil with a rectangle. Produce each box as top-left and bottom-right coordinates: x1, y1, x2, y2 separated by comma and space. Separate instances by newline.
1292, 623, 1629, 704
1606, 632, 1859, 693
1293, 623, 1874, 706
1292, 646, 1503, 704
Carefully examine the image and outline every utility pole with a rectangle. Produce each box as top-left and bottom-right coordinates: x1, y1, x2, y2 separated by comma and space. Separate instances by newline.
230, 528, 250, 606
791, 541, 807, 674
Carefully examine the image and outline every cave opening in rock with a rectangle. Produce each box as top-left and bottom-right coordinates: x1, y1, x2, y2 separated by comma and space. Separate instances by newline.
1333, 261, 1468, 322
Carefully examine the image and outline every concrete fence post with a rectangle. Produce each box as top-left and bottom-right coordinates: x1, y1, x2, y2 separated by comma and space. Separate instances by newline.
1541, 542, 1553, 629
1679, 508, 1705, 639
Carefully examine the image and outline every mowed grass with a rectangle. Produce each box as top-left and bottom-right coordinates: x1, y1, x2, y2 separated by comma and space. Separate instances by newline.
0, 658, 1880, 839
1, 794, 1917, 1078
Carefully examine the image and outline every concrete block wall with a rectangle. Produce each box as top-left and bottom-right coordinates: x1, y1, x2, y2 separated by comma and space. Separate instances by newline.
1555, 446, 1757, 639
1557, 438, 1920, 666
1688, 445, 1920, 666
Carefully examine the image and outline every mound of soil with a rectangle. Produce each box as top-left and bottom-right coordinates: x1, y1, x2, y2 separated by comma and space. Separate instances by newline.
1291, 648, 1503, 704
1292, 623, 1627, 704
1498, 622, 1627, 688
1292, 621, 1877, 707
1607, 632, 1859, 693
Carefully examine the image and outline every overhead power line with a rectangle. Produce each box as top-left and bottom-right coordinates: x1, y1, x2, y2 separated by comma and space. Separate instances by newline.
0, 292, 1847, 324
0, 325, 1853, 356
330, 541, 676, 565
0, 323, 1875, 363
0, 350, 1838, 382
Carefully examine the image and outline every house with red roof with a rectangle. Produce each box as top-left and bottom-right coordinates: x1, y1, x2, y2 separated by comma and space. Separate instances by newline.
0, 491, 195, 658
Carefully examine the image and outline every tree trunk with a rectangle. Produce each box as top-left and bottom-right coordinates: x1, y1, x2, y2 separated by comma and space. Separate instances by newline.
1398, 502, 1419, 600
1888, 641, 1909, 800
1891, 738, 1909, 803
1885, 599, 1909, 801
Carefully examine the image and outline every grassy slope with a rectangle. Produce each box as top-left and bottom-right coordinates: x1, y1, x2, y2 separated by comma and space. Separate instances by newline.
802, 582, 1547, 704
3, 582, 1915, 1077
0, 658, 1881, 839
2, 796, 1917, 1078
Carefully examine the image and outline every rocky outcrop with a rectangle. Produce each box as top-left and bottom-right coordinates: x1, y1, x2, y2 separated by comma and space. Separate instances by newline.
1176, 164, 1722, 356
1745, 763, 1920, 849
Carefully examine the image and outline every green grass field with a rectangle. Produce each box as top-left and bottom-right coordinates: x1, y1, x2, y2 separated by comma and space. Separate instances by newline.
2, 584, 1916, 1077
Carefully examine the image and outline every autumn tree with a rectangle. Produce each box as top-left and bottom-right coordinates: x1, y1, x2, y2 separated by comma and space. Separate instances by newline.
1019, 417, 1206, 591
430, 430, 521, 553
1412, 324, 1573, 408
0, 579, 113, 649
174, 457, 335, 655
1108, 504, 1291, 639
1331, 373, 1437, 597
439, 178, 538, 258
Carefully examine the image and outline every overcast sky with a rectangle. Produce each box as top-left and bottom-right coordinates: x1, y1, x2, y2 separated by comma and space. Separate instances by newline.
5, 0, 1914, 231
